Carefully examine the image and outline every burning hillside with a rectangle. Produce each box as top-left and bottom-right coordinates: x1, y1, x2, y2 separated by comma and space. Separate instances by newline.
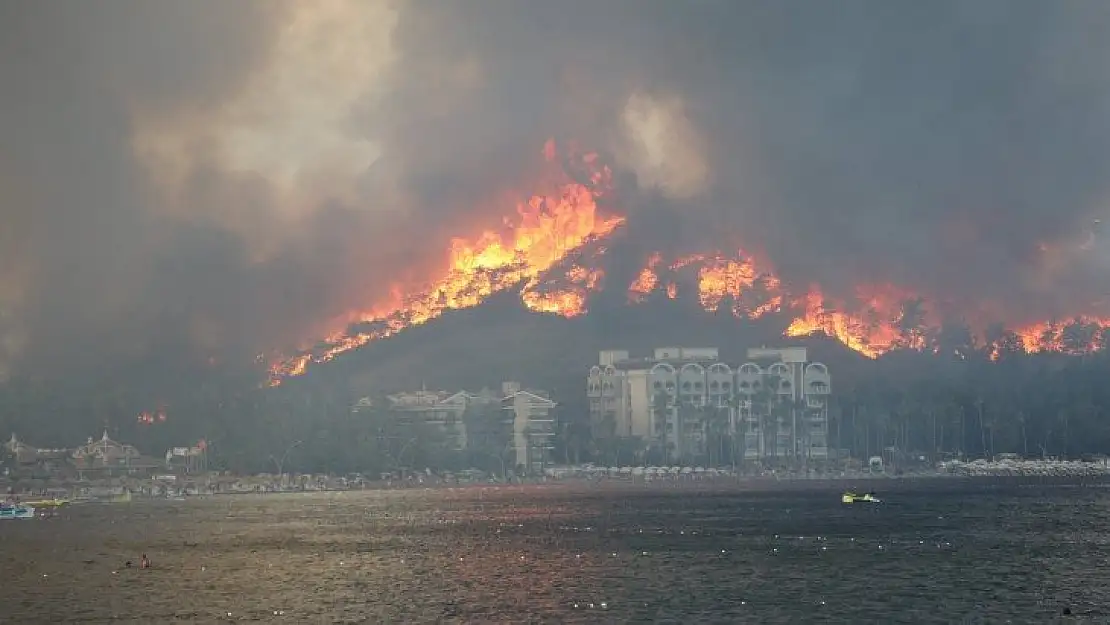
264, 140, 624, 384
265, 140, 1110, 387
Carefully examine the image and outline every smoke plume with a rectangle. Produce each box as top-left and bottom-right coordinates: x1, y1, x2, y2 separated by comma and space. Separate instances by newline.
4, 0, 1110, 379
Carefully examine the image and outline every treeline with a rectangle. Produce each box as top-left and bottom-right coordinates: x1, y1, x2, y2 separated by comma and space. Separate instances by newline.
0, 375, 526, 475
828, 316, 1110, 462
3, 315, 1110, 472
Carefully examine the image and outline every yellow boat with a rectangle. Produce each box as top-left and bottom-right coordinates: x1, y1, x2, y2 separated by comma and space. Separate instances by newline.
842, 492, 881, 504
107, 491, 132, 504
21, 498, 70, 508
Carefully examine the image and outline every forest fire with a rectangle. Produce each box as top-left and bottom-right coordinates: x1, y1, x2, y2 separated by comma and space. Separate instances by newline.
627, 252, 663, 303
784, 287, 921, 358
265, 141, 1110, 386
520, 263, 605, 317
1013, 317, 1110, 354
136, 407, 167, 426
266, 140, 623, 385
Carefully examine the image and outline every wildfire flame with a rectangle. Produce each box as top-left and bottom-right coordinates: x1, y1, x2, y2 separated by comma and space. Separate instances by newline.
266, 140, 623, 385
628, 252, 663, 303
1013, 317, 1110, 354
521, 263, 606, 317
266, 140, 1110, 386
137, 407, 168, 426
784, 287, 915, 358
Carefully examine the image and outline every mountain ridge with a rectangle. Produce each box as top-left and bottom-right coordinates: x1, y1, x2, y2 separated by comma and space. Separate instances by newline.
288, 288, 869, 415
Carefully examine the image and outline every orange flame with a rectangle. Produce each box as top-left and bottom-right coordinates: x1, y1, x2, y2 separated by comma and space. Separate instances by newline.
693, 255, 783, 318
266, 139, 1110, 384
1013, 316, 1110, 354
784, 287, 909, 358
267, 140, 623, 385
520, 263, 605, 317
628, 253, 663, 303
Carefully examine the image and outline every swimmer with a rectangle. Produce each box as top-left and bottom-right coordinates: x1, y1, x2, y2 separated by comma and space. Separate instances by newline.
140, 554, 150, 569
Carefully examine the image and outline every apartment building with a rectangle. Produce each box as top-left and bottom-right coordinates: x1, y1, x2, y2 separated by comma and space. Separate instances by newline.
353, 380, 557, 474
587, 347, 830, 464
501, 381, 557, 475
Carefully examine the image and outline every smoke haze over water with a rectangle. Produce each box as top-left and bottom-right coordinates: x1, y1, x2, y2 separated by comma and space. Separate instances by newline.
3, 0, 1110, 379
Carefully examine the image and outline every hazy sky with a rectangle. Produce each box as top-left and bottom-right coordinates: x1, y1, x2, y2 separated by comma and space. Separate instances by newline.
3, 0, 1110, 378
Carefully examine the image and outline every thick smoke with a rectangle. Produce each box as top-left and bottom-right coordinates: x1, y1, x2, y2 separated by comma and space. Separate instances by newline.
4, 0, 1110, 379
0, 1, 415, 377
373, 0, 1110, 323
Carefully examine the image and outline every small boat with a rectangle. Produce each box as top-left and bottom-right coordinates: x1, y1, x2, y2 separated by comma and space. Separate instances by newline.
0, 504, 36, 520
21, 498, 70, 508
842, 492, 881, 504
107, 490, 132, 504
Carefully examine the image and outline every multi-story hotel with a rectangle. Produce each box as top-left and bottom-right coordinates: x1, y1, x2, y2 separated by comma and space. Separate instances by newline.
501, 381, 558, 475
586, 347, 830, 463
354, 381, 557, 475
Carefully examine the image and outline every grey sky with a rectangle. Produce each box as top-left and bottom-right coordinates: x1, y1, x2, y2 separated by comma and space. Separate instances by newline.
3, 0, 1110, 377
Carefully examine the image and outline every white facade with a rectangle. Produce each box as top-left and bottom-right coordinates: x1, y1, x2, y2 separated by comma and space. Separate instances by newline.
382, 389, 473, 450
627, 370, 651, 438
587, 346, 831, 464
598, 350, 630, 367
738, 348, 831, 461
360, 380, 556, 474
654, 347, 718, 361
502, 383, 557, 475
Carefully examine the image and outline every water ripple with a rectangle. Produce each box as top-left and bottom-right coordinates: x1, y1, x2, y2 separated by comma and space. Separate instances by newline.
0, 486, 1105, 623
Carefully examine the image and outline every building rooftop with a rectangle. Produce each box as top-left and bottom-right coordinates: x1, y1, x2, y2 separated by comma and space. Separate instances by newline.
592, 346, 823, 372
6, 433, 33, 453
385, 388, 502, 409
72, 431, 140, 460
597, 358, 746, 372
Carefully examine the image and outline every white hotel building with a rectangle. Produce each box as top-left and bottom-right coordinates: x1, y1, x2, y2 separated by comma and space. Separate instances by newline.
587, 347, 830, 463
357, 381, 557, 475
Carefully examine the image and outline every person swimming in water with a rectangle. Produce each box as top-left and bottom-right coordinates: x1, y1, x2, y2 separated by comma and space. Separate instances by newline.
139, 554, 150, 569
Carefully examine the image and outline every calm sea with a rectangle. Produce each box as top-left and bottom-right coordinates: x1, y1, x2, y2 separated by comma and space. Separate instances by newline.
0, 483, 1105, 623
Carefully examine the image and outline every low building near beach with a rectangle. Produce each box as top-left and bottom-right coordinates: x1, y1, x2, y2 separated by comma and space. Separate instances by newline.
5, 433, 72, 476
72, 431, 160, 478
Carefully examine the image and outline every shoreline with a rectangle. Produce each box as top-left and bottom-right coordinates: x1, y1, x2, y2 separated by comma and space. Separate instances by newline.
37, 474, 1110, 501
8, 471, 1110, 502
467, 474, 1110, 495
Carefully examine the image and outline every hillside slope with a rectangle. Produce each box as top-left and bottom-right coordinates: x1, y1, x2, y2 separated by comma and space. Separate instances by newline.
292, 290, 868, 413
